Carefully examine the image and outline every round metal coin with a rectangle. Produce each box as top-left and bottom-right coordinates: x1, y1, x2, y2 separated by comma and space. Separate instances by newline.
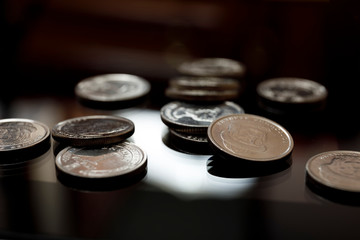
160, 101, 244, 134
257, 77, 327, 104
75, 73, 151, 107
52, 115, 135, 147
55, 141, 147, 180
306, 150, 360, 193
177, 58, 246, 77
165, 87, 239, 102
0, 118, 50, 161
169, 76, 241, 91
207, 114, 294, 161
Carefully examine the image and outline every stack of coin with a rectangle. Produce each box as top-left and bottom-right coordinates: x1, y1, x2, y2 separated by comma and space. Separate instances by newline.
51, 115, 147, 190
305, 150, 360, 205
256, 77, 328, 116
207, 114, 294, 174
75, 73, 151, 109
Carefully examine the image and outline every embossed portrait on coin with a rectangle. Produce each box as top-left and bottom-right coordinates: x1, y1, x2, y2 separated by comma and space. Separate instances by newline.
220, 122, 268, 154
173, 107, 221, 123
0, 122, 37, 145
320, 156, 360, 180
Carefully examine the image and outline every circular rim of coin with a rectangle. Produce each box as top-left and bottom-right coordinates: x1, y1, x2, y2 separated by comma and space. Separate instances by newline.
207, 114, 294, 162
75, 73, 151, 103
160, 101, 245, 134
306, 150, 360, 193
52, 115, 135, 147
165, 87, 239, 102
256, 77, 328, 104
169, 76, 241, 90
177, 58, 246, 77
55, 141, 147, 180
0, 118, 51, 160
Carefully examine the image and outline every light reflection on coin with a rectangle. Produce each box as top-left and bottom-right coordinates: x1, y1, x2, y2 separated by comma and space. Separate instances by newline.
207, 114, 293, 161
169, 76, 241, 91
0, 118, 50, 160
165, 87, 239, 102
55, 142, 147, 179
306, 150, 360, 192
177, 58, 246, 77
75, 73, 151, 106
160, 101, 244, 134
52, 115, 135, 147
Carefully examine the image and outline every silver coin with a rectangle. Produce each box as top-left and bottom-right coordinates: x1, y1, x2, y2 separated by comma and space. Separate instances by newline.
306, 150, 360, 192
169, 76, 241, 90
0, 118, 50, 158
75, 73, 151, 103
165, 87, 239, 102
160, 101, 244, 134
177, 58, 246, 77
257, 77, 327, 104
55, 141, 147, 179
52, 115, 135, 147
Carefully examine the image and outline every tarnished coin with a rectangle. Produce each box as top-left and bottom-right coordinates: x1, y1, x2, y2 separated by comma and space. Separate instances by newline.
55, 142, 147, 188
257, 77, 328, 113
52, 115, 135, 147
0, 118, 50, 161
306, 151, 360, 193
75, 74, 151, 108
160, 101, 245, 134
168, 130, 211, 155
207, 114, 293, 161
177, 58, 246, 77
165, 87, 239, 102
169, 76, 241, 91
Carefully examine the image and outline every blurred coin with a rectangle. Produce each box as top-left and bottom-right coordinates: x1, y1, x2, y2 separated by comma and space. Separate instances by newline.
0, 118, 50, 162
306, 150, 360, 193
207, 114, 293, 162
161, 101, 244, 134
165, 87, 239, 102
256, 77, 328, 112
75, 74, 151, 108
177, 58, 246, 77
169, 76, 241, 91
52, 115, 135, 147
55, 141, 147, 190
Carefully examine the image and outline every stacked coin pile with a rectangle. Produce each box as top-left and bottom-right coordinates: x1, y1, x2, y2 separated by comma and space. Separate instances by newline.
161, 58, 246, 154
75, 73, 151, 109
51, 115, 147, 190
256, 77, 328, 117
0, 118, 51, 175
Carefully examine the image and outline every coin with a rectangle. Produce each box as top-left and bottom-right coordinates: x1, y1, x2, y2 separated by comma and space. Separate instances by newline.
169, 76, 241, 91
75, 74, 151, 108
306, 150, 360, 193
207, 114, 294, 161
177, 58, 246, 77
0, 118, 51, 161
160, 101, 245, 134
55, 142, 147, 189
52, 115, 135, 147
165, 87, 239, 102
256, 77, 328, 112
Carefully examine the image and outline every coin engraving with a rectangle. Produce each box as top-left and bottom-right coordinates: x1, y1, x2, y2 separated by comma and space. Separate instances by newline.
306, 151, 360, 192
56, 142, 147, 178
0, 119, 49, 151
208, 114, 293, 161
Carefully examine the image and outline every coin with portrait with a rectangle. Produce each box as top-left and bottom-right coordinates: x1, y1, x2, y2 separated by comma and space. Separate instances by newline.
160, 101, 244, 134
52, 115, 135, 147
207, 114, 293, 161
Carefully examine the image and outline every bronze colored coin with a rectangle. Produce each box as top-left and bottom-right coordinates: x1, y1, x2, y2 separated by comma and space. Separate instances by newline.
0, 118, 51, 161
75, 73, 151, 108
165, 87, 239, 102
306, 150, 360, 193
177, 58, 246, 77
207, 114, 293, 161
52, 115, 135, 147
56, 142, 147, 178
169, 76, 241, 91
161, 101, 245, 134
257, 77, 327, 104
